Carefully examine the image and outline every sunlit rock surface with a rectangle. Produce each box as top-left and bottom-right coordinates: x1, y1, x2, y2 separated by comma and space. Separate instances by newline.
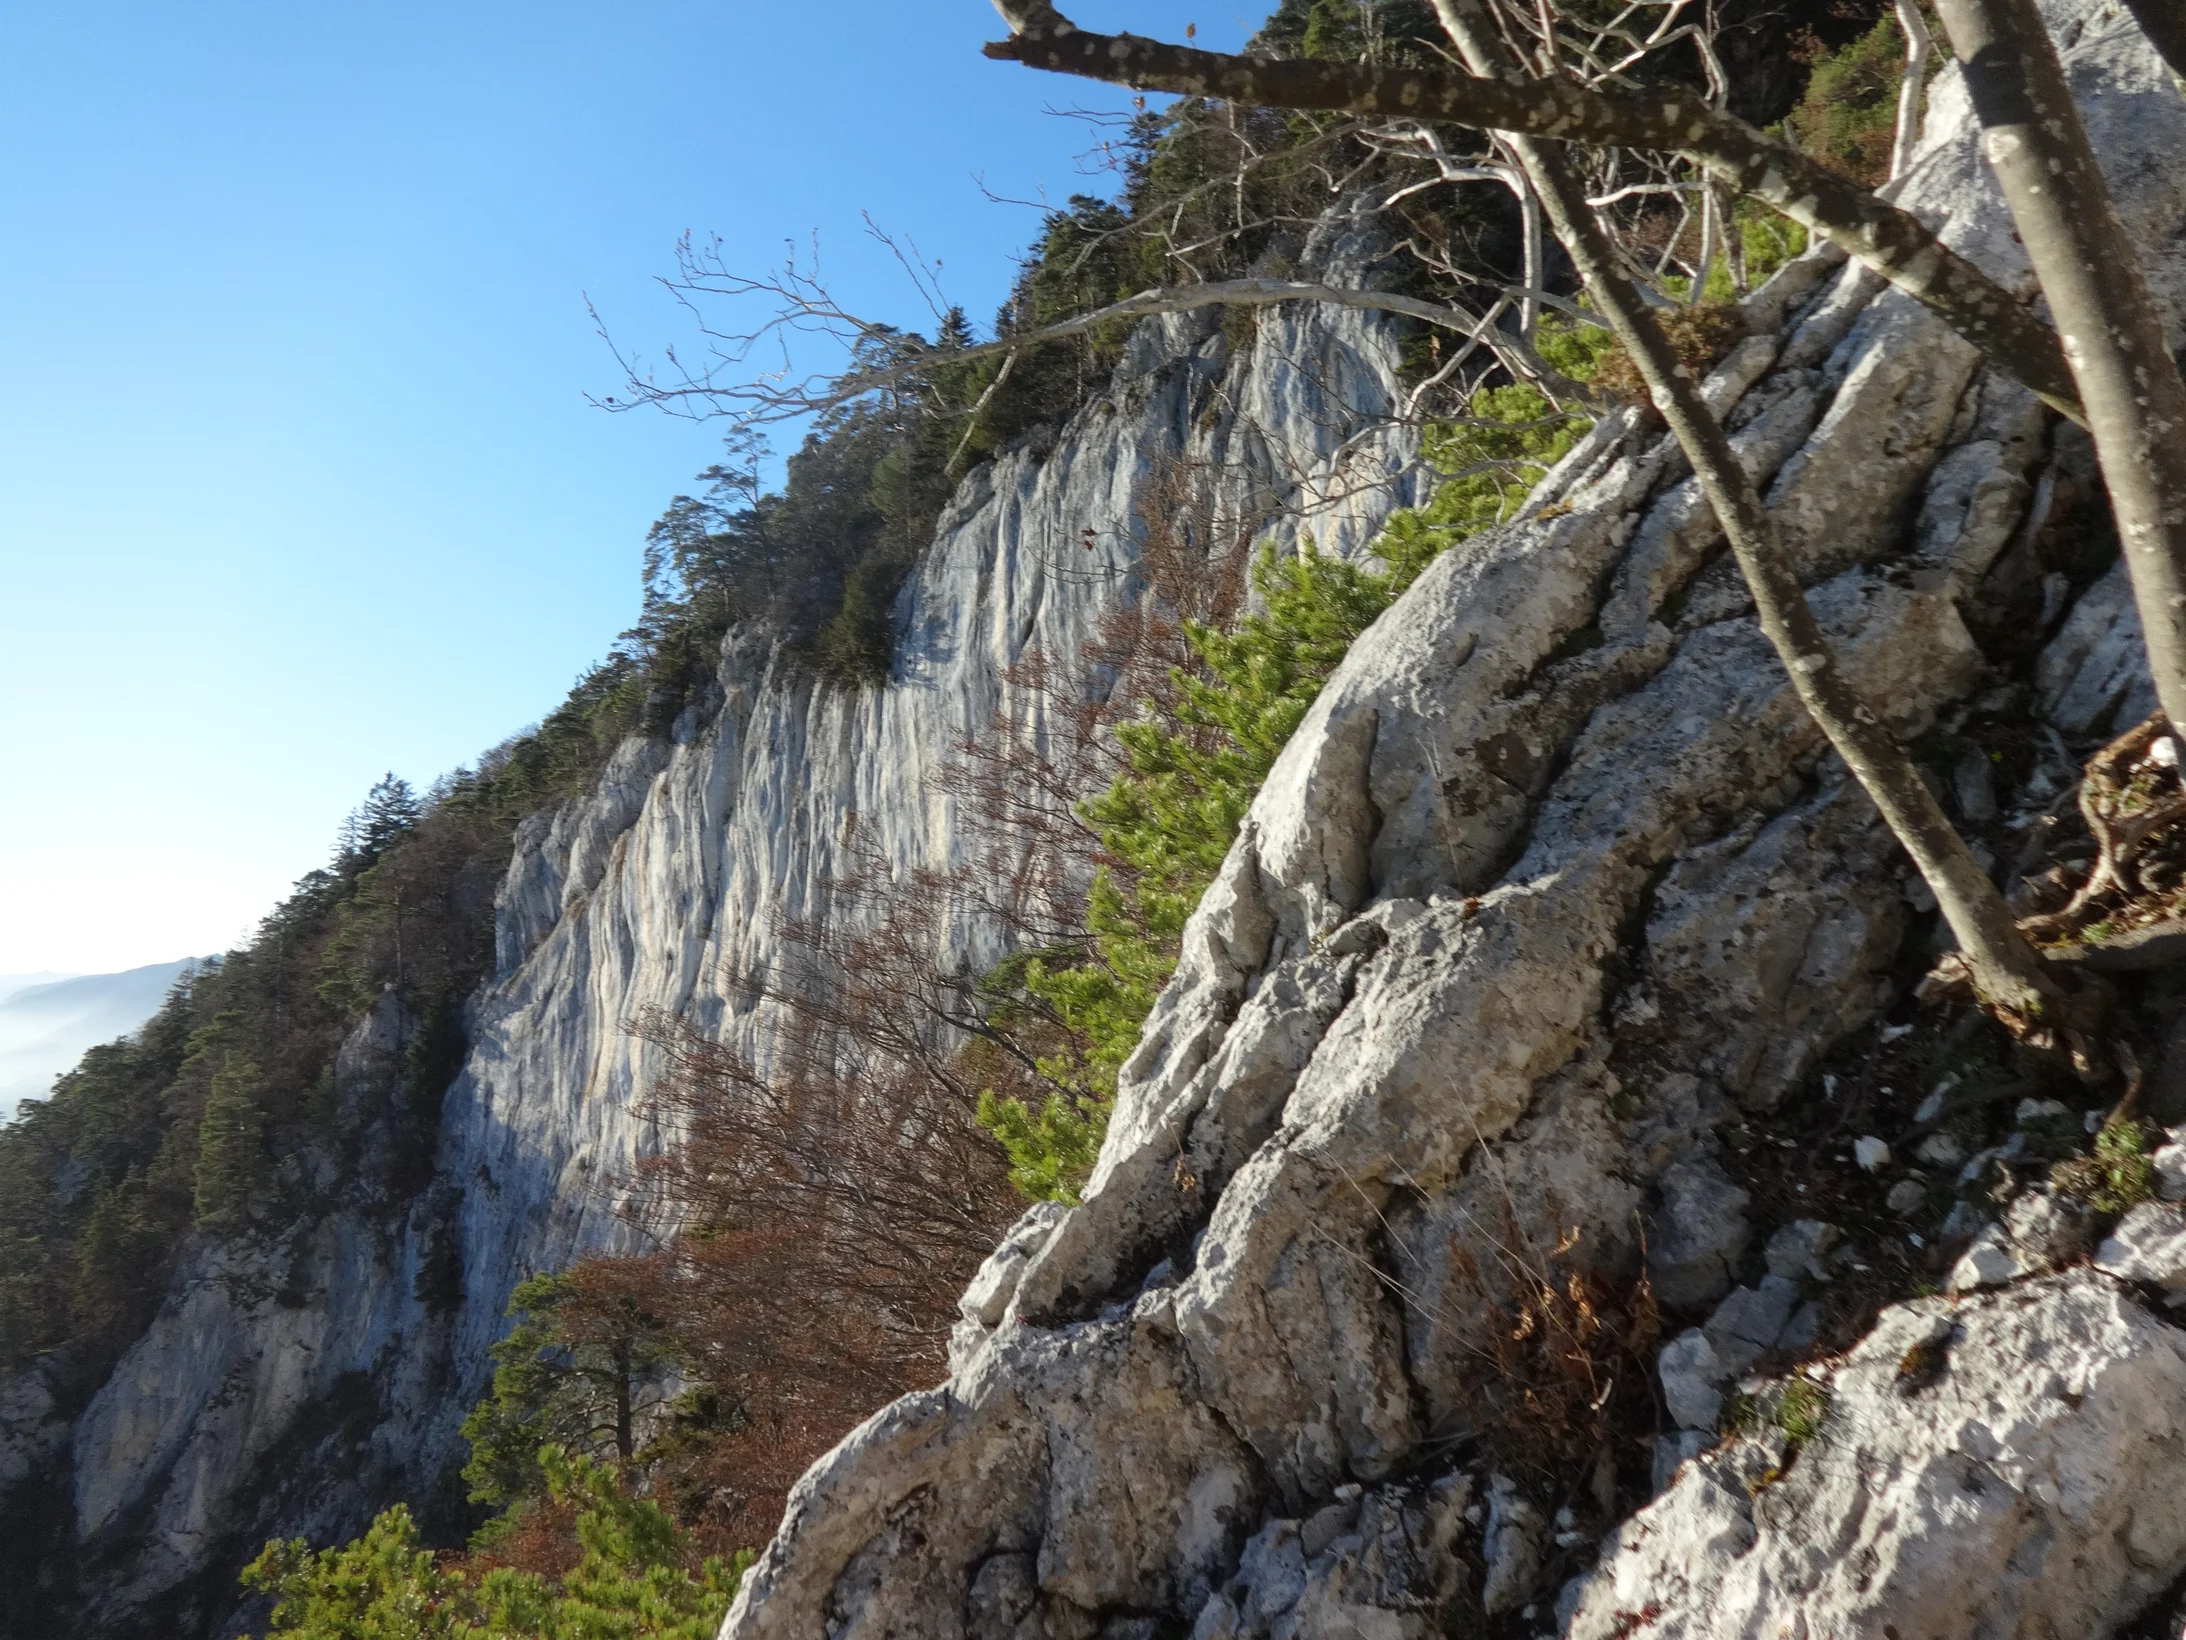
720, 7, 2186, 1638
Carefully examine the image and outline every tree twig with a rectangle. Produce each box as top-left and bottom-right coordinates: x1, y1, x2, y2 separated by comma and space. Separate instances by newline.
982, 1, 2086, 423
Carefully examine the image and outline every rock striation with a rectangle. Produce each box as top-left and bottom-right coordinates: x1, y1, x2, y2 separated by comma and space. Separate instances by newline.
10, 4, 2186, 1637
714, 5, 2186, 1638
0, 203, 1437, 1638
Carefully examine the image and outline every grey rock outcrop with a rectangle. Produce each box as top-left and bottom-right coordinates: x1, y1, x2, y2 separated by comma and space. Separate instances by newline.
17, 4, 2186, 1637
1647, 1156, 1754, 1312
2097, 1201, 2186, 1289
718, 7, 2186, 1638
1951, 1188, 2097, 1294
9, 198, 1439, 1637
1566, 1274, 2186, 1640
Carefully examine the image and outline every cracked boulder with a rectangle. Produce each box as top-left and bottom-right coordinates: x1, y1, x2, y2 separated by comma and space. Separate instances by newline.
1565, 1273, 2186, 1640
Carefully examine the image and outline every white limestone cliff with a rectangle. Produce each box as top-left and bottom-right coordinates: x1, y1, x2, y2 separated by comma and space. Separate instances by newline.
712, 6, 2186, 1638
14, 5, 2186, 1637
6, 209, 1436, 1637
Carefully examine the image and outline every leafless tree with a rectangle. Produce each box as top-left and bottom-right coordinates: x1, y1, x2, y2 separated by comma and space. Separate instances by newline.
983, 0, 2084, 421
597, 218, 1596, 426
973, 0, 2186, 1034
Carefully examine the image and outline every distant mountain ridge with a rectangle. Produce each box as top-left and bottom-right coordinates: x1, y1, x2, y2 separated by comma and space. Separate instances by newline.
0, 973, 76, 1005
0, 960, 201, 1117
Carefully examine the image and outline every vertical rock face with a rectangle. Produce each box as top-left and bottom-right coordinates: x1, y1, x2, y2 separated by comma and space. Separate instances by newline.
716, 6, 2186, 1638
4, 214, 1436, 1638
16, 6, 2186, 1638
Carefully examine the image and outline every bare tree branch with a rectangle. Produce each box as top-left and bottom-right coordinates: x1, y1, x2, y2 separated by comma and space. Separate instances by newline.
1937, 0, 2186, 740
1889, 0, 1936, 182
605, 273, 1602, 421
1435, 0, 2074, 1023
980, 3, 2085, 423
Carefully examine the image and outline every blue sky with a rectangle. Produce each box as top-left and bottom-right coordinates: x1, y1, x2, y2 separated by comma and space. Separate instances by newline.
0, 2, 1249, 975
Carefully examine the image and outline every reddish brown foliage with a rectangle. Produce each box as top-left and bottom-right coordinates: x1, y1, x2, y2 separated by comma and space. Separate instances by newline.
1445, 1208, 1661, 1488
554, 454, 1262, 1551
613, 974, 1023, 1545
453, 1494, 583, 1582
930, 452, 1256, 944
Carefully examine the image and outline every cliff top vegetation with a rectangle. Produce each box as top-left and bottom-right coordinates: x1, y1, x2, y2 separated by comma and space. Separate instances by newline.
0, 4, 1964, 1635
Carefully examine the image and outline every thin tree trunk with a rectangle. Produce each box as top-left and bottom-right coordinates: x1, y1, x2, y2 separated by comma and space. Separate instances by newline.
983, 1, 2085, 422
1432, 0, 2062, 1018
1935, 0, 2186, 737
1513, 151, 1544, 343
1889, 0, 1935, 182
614, 1339, 635, 1464
1692, 180, 1720, 302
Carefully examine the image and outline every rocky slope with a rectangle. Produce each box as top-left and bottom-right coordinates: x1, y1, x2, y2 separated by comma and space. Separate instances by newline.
12, 4, 2186, 1635
716, 6, 2186, 1638
0, 208, 1433, 1638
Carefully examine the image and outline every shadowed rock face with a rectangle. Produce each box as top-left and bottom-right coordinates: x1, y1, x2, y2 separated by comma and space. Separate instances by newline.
0, 206, 1439, 1638
719, 6, 2186, 1638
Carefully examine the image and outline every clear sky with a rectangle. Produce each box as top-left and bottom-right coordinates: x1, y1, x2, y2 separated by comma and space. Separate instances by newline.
0, 2, 1250, 976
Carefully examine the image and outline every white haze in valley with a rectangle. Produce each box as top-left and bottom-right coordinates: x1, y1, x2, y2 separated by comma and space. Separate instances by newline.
0, 961, 201, 1119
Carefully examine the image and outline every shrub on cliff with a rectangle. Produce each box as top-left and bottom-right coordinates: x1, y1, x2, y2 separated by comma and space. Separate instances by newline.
977, 369, 1599, 1201
459, 1266, 678, 1511
242, 1447, 748, 1640
1789, 8, 1941, 185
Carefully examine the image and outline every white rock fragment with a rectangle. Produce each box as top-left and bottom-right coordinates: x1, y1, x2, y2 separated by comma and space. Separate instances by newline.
2006, 1189, 2093, 1269
1658, 1329, 1728, 1431
1763, 1219, 1839, 1282
1647, 1156, 1753, 1311
1951, 1191, 2096, 1292
1705, 1277, 1802, 1373
2096, 1202, 2186, 1288
2153, 1143, 2186, 1203
1916, 1132, 1966, 1167
1915, 1073, 1960, 1124
1949, 1228, 2017, 1294
1481, 1475, 1544, 1616
958, 1202, 1069, 1329
1854, 1136, 1891, 1172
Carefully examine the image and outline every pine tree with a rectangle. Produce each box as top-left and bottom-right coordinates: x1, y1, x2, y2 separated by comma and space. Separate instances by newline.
192, 1053, 269, 1235
460, 1269, 676, 1509
338, 773, 422, 867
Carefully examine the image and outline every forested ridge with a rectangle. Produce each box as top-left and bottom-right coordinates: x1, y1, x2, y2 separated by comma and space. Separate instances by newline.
0, 5, 1935, 1636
